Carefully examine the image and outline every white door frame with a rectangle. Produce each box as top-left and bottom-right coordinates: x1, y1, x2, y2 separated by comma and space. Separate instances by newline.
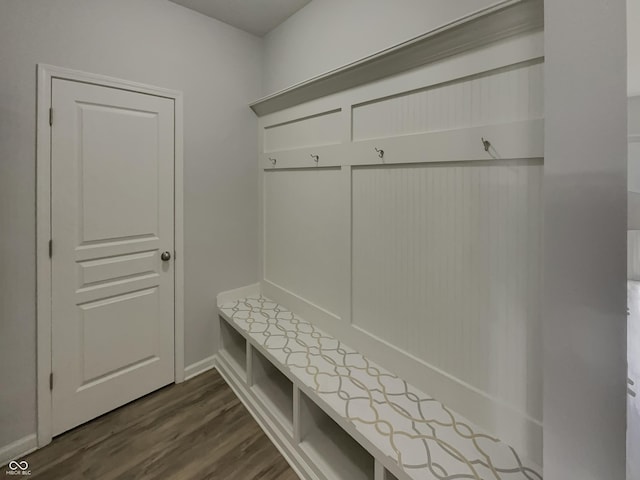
36, 64, 185, 447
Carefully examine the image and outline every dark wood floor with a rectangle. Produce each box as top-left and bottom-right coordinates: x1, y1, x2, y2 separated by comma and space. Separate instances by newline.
18, 369, 298, 480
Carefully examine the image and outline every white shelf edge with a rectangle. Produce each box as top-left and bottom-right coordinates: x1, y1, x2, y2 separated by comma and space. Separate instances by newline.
249, 0, 543, 117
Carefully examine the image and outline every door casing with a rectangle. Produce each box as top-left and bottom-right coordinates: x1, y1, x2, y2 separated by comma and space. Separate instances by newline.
36, 64, 185, 447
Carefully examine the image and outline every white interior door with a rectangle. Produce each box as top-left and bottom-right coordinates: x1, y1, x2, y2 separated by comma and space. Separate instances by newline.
51, 78, 175, 435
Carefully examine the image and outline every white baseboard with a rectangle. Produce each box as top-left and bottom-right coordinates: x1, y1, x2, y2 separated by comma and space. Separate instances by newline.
0, 434, 37, 468
184, 355, 217, 381
216, 283, 261, 306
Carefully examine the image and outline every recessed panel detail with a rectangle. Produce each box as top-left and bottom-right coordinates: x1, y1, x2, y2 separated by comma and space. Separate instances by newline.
79, 104, 159, 243
80, 287, 160, 384
78, 250, 158, 287
264, 169, 343, 316
352, 62, 544, 141
351, 162, 543, 418
264, 109, 342, 152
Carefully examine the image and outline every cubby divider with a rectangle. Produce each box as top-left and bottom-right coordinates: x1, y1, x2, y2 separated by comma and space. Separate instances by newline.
219, 316, 247, 380
298, 391, 375, 480
384, 469, 400, 480
250, 347, 294, 435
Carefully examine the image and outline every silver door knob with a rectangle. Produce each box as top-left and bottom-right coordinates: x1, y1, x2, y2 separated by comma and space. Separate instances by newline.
161, 251, 171, 261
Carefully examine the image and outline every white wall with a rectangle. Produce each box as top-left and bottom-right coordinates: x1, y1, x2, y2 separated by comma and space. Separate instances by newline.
0, 0, 260, 450
544, 0, 628, 478
630, 0, 640, 95
262, 0, 498, 95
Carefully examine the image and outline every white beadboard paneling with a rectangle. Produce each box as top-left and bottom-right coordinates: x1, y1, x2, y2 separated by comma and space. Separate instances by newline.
257, 37, 545, 463
351, 160, 543, 420
352, 62, 543, 141
264, 168, 345, 317
264, 109, 342, 153
259, 32, 543, 131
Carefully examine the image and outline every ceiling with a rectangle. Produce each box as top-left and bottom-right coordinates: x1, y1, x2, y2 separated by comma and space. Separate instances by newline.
170, 0, 311, 37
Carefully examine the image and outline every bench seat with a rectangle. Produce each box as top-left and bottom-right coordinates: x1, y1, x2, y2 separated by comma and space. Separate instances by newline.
218, 295, 542, 480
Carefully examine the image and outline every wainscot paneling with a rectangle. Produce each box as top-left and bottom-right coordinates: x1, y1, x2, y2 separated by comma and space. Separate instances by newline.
351, 160, 543, 420
352, 61, 543, 141
264, 109, 343, 153
257, 29, 545, 465
264, 168, 346, 319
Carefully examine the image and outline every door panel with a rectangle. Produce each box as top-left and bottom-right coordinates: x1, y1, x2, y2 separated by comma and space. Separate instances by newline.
80, 104, 160, 241
80, 288, 160, 384
51, 78, 175, 435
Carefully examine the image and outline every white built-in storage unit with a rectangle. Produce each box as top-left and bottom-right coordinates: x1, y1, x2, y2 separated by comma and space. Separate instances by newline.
217, 0, 545, 478
217, 296, 542, 480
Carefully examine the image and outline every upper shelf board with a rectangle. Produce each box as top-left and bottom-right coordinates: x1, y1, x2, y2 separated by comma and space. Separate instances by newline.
250, 0, 544, 117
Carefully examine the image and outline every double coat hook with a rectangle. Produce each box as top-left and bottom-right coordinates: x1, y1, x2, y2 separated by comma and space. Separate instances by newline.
311, 154, 319, 164
481, 137, 491, 152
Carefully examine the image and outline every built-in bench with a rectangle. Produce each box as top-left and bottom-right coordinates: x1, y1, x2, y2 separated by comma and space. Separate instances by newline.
217, 296, 542, 480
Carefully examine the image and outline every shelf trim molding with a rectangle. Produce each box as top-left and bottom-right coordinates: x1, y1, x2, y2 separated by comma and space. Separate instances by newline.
250, 0, 543, 117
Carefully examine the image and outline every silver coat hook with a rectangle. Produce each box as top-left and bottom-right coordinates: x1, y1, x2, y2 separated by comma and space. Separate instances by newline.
311, 154, 319, 164
481, 137, 491, 152
375, 147, 384, 159
269, 157, 276, 166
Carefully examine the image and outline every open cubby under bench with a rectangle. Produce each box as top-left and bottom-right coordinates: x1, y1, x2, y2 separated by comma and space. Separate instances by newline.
217, 296, 541, 480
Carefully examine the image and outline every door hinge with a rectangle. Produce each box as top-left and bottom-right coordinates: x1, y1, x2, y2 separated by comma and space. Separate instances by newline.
48, 239, 52, 258
49, 108, 53, 127
49, 372, 53, 390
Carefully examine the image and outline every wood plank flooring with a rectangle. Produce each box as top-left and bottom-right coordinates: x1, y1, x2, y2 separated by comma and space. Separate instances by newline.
15, 369, 298, 480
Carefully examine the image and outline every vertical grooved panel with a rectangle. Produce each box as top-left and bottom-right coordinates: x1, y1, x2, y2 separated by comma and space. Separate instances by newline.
264, 169, 344, 316
351, 161, 542, 418
264, 110, 342, 152
352, 63, 544, 141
